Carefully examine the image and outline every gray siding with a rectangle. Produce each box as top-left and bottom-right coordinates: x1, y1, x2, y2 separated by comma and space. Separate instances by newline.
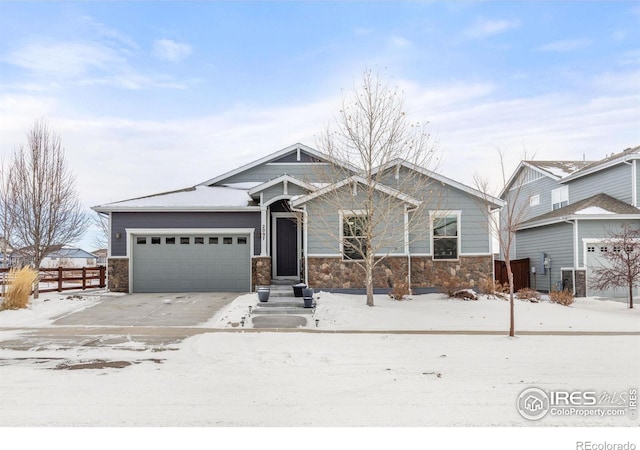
516, 222, 574, 292
273, 150, 324, 163
568, 163, 632, 204
503, 174, 562, 224
305, 187, 406, 255
111, 211, 261, 256
220, 162, 330, 184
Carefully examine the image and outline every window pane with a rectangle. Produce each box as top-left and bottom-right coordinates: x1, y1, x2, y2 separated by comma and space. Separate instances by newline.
223, 237, 233, 244
180, 237, 190, 245
166, 237, 175, 244
237, 237, 247, 244
433, 237, 458, 259
194, 237, 204, 244
209, 237, 218, 244
151, 237, 161, 245
136, 237, 146, 245
433, 216, 457, 237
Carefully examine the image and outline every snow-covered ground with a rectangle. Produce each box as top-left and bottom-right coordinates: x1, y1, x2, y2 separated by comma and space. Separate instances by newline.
1, 290, 638, 445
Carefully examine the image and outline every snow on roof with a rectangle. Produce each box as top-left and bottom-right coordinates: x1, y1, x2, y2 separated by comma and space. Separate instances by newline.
96, 185, 253, 210
47, 248, 97, 259
527, 161, 592, 179
574, 206, 615, 215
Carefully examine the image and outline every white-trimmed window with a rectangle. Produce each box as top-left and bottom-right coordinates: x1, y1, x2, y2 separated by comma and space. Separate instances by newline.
551, 186, 569, 210
432, 211, 460, 260
529, 194, 540, 207
341, 212, 368, 260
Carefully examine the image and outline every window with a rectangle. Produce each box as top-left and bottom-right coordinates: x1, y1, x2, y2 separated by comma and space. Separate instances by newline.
223, 237, 233, 244
166, 237, 175, 245
209, 237, 219, 244
342, 214, 368, 260
136, 237, 147, 245
194, 237, 204, 245
529, 194, 540, 207
600, 246, 608, 253
151, 237, 161, 245
587, 246, 595, 253
551, 186, 569, 210
180, 237, 190, 245
237, 237, 247, 245
432, 213, 459, 260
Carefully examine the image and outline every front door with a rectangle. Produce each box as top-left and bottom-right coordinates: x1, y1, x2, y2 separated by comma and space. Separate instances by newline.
274, 216, 298, 278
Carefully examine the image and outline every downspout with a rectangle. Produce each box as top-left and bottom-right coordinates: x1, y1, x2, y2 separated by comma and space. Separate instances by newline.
405, 204, 419, 294
624, 158, 636, 207
563, 217, 578, 295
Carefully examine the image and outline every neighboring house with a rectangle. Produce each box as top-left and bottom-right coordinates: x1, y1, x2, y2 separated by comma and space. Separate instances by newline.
0, 237, 14, 268
92, 249, 108, 266
501, 146, 640, 298
93, 143, 503, 294
40, 247, 98, 268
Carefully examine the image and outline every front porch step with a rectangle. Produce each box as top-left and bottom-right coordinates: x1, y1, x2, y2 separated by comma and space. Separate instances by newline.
262, 284, 307, 298
269, 279, 301, 286
253, 297, 315, 315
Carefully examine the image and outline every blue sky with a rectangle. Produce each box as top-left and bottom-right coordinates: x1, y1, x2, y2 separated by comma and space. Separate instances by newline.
0, 1, 639, 248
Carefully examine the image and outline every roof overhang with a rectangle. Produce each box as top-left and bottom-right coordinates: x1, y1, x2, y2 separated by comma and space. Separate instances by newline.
517, 213, 640, 231
291, 175, 422, 208
248, 174, 317, 197
92, 206, 261, 213
560, 154, 640, 183
375, 159, 505, 210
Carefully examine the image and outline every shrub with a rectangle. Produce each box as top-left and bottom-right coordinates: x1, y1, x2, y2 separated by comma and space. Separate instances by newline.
389, 279, 410, 301
517, 288, 541, 302
477, 277, 508, 295
1, 267, 39, 310
437, 270, 469, 297
549, 288, 575, 306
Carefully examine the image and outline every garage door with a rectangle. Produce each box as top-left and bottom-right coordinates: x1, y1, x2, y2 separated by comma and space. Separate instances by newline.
586, 243, 639, 299
132, 234, 251, 293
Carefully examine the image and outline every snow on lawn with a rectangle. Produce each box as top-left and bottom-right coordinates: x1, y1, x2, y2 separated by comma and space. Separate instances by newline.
206, 291, 640, 332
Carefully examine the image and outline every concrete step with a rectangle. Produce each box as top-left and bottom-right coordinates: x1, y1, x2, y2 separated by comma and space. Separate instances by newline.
253, 297, 315, 315
252, 307, 315, 315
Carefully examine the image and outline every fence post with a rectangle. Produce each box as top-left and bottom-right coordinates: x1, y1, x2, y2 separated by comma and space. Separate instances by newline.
57, 267, 63, 292
99, 266, 106, 288
82, 267, 87, 290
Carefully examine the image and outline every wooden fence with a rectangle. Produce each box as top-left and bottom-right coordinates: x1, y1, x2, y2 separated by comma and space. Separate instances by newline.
0, 266, 106, 295
494, 258, 530, 291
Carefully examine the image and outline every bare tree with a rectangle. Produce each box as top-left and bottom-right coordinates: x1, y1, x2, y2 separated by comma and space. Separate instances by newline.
91, 212, 109, 250
589, 223, 640, 309
8, 119, 88, 296
304, 70, 439, 306
474, 150, 530, 337
0, 157, 16, 294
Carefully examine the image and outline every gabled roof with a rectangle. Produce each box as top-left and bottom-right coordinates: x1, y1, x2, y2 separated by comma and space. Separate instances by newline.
199, 143, 356, 187
248, 174, 317, 197
376, 159, 505, 210
46, 247, 97, 259
92, 185, 255, 212
518, 193, 640, 230
500, 160, 591, 198
290, 175, 422, 208
561, 146, 640, 182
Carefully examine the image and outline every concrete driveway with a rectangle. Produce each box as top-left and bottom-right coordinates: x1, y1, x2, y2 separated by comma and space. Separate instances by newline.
53, 292, 240, 327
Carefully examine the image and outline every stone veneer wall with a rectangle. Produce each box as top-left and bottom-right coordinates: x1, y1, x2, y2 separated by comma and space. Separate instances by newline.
108, 258, 129, 292
307, 256, 409, 290
410, 256, 493, 289
307, 255, 493, 290
252, 256, 272, 290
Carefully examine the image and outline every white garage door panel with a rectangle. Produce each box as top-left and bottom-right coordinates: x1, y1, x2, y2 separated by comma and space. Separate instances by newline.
132, 235, 250, 292
586, 243, 639, 299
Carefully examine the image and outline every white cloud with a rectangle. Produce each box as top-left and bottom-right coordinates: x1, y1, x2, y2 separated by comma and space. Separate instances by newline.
537, 38, 591, 52
389, 35, 412, 49
152, 39, 192, 62
464, 18, 520, 39
3, 41, 124, 78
